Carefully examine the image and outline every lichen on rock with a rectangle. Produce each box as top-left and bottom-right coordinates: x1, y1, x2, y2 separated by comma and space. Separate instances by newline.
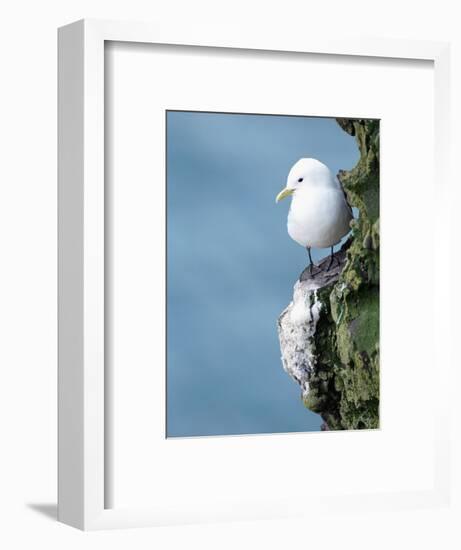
277, 119, 380, 431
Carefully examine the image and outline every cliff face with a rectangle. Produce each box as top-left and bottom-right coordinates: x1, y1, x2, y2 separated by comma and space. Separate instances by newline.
278, 119, 380, 430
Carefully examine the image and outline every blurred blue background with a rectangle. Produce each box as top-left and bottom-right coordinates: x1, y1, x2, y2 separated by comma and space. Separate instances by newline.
166, 111, 359, 437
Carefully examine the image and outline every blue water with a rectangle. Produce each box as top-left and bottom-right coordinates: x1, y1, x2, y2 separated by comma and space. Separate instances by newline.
166, 111, 359, 437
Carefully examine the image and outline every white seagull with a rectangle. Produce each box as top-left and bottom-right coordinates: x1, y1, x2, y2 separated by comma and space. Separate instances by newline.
276, 158, 352, 275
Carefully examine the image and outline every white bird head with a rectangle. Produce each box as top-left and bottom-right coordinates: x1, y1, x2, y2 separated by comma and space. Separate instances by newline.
275, 158, 334, 203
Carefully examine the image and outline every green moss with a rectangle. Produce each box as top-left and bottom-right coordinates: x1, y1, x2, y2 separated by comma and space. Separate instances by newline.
302, 119, 380, 430
350, 289, 379, 353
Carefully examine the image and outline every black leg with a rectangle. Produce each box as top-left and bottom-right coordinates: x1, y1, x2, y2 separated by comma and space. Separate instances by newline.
307, 246, 315, 277
326, 246, 334, 271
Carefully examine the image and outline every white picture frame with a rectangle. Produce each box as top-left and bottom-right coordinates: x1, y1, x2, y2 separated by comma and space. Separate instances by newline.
58, 19, 452, 530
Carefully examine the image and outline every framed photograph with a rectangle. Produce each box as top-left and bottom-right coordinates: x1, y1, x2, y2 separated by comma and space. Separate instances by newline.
58, 19, 452, 530
165, 110, 379, 437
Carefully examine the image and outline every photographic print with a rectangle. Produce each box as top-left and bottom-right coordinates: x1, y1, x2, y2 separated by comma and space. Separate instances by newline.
166, 111, 379, 437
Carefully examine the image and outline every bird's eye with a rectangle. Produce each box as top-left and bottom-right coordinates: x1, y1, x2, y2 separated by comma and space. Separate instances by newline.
297, 178, 303, 183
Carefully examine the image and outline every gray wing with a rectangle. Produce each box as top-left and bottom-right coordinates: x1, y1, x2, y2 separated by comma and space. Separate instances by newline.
335, 176, 353, 216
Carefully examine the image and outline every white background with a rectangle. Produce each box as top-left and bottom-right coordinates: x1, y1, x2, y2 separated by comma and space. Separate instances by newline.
108, 44, 435, 511
1, 1, 460, 549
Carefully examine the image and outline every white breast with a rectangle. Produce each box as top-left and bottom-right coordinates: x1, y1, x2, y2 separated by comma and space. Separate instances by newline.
287, 187, 352, 248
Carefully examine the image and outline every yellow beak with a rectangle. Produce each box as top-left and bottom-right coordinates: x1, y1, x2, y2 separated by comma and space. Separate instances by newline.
275, 187, 294, 203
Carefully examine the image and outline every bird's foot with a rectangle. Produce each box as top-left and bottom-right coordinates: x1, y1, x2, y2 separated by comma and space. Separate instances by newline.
309, 263, 324, 278
325, 253, 341, 272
